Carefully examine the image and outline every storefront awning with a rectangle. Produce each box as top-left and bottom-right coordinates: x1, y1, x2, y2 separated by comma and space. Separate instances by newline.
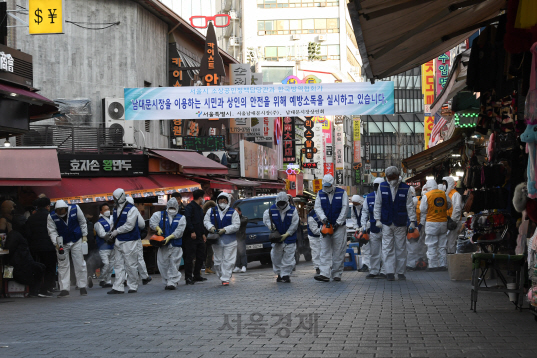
256, 181, 286, 190
32, 175, 201, 204
0, 148, 61, 186
150, 149, 228, 175
430, 49, 471, 115
0, 83, 58, 119
402, 134, 463, 173
348, 0, 504, 80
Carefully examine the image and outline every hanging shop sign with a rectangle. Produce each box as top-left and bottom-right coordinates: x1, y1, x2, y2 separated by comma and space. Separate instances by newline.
302, 162, 317, 169
324, 162, 334, 177
282, 116, 296, 163
253, 117, 274, 143
313, 120, 324, 178
312, 179, 322, 193
29, 0, 63, 35
0, 44, 33, 87
335, 124, 344, 170
422, 59, 435, 150
230, 64, 251, 86
239, 140, 278, 180
124, 82, 395, 120
436, 52, 450, 95
353, 164, 361, 186
364, 142, 370, 163
182, 135, 225, 152
199, 21, 226, 86
58, 154, 148, 177
318, 116, 333, 166
353, 118, 361, 163
301, 117, 317, 160
335, 170, 343, 185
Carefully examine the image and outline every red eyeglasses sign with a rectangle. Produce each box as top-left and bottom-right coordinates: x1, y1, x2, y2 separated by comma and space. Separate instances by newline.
190, 14, 231, 29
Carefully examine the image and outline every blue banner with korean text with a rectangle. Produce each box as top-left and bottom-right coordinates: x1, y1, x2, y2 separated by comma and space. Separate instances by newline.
124, 82, 394, 120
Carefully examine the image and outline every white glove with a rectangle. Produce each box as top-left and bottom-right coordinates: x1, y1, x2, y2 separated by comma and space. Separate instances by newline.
209, 226, 216, 233
408, 222, 415, 231
375, 221, 382, 229
110, 230, 118, 239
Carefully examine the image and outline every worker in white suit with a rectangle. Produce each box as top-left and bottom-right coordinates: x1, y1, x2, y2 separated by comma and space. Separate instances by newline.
442, 176, 462, 255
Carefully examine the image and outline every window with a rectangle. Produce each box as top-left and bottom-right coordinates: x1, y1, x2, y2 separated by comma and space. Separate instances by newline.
258, 0, 339, 8
258, 18, 339, 35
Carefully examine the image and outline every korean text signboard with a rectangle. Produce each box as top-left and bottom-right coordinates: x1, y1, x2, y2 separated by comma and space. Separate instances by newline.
335, 170, 343, 185
353, 118, 361, 163
364, 142, 370, 163
436, 52, 450, 95
422, 60, 435, 149
230, 64, 251, 86
58, 154, 148, 177
124, 82, 395, 120
29, 0, 63, 34
183, 136, 225, 152
335, 124, 344, 170
283, 117, 296, 163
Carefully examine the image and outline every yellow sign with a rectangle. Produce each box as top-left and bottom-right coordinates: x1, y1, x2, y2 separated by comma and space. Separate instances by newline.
312, 179, 322, 193
353, 119, 360, 141
421, 60, 435, 149
29, 0, 63, 34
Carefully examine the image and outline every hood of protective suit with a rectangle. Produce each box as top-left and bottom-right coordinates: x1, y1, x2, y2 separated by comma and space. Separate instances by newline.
126, 197, 134, 205
442, 176, 456, 193
322, 174, 334, 187
385, 166, 400, 178
351, 195, 364, 205
373, 177, 385, 185
54, 200, 68, 210
425, 179, 438, 191
167, 197, 179, 211
113, 188, 127, 206
276, 191, 289, 211
217, 192, 231, 212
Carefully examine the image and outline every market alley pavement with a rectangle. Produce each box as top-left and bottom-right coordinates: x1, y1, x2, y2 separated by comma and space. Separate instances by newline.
2, 261, 537, 358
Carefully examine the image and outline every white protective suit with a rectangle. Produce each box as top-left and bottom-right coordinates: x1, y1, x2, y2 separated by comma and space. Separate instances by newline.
204, 193, 241, 282
307, 208, 322, 270
361, 177, 386, 275
373, 169, 416, 276
443, 176, 462, 254
314, 174, 348, 279
350, 195, 368, 267
111, 188, 144, 292
94, 213, 115, 285
150, 198, 186, 288
126, 197, 150, 281
406, 190, 427, 269
420, 179, 452, 269
263, 192, 300, 277
47, 200, 88, 291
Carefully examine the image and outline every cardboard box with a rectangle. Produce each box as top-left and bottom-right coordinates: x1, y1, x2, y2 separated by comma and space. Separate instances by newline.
448, 253, 474, 280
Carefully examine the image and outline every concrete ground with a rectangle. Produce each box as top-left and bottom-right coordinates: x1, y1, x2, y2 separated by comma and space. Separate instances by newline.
1, 260, 537, 358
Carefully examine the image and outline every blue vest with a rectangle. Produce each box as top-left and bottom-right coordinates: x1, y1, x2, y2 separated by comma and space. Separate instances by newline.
318, 187, 345, 225
270, 205, 297, 244
210, 207, 236, 245
96, 217, 114, 250
50, 205, 82, 244
379, 182, 409, 227
366, 192, 381, 234
307, 211, 321, 237
159, 211, 183, 247
112, 203, 139, 242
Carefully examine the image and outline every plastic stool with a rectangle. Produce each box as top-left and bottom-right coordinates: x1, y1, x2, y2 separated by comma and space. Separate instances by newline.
344, 248, 358, 271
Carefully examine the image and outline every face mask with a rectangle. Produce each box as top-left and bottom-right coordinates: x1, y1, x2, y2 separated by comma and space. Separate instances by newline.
58, 212, 67, 218
324, 186, 334, 193
219, 203, 227, 210
103, 211, 110, 217
277, 201, 287, 209
389, 179, 398, 186
168, 209, 177, 215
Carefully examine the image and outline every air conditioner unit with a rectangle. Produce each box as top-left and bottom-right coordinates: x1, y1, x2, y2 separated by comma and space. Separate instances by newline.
229, 37, 240, 46
292, 34, 300, 40
102, 98, 135, 147
258, 31, 265, 36
318, 34, 327, 41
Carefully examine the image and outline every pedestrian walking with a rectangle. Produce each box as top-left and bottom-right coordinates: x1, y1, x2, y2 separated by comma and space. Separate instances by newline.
94, 204, 115, 288
204, 193, 240, 286
24, 197, 57, 295
263, 191, 299, 283
373, 167, 416, 281
233, 207, 249, 273
107, 189, 145, 294
150, 198, 186, 290
47, 199, 89, 297
183, 189, 207, 285
314, 174, 348, 282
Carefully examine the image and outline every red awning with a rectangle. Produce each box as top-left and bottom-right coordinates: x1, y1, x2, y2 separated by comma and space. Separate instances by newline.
0, 83, 58, 118
150, 149, 228, 175
256, 181, 286, 190
32, 175, 201, 203
0, 148, 61, 186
